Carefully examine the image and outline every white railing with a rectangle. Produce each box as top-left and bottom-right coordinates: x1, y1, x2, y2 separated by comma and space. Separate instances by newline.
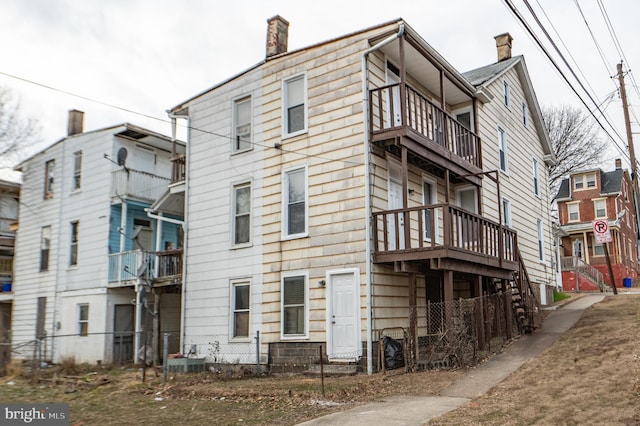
560, 256, 606, 290
108, 250, 155, 284
111, 169, 170, 202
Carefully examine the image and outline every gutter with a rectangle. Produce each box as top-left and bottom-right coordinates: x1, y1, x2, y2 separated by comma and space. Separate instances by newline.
361, 23, 405, 375
166, 110, 190, 353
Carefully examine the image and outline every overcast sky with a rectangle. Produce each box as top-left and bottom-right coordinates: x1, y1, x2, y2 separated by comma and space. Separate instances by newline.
1, 0, 638, 174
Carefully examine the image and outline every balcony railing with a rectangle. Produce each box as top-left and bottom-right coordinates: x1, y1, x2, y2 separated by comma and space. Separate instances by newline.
372, 204, 516, 265
108, 250, 155, 285
111, 169, 171, 202
171, 155, 186, 184
155, 249, 183, 279
369, 83, 481, 169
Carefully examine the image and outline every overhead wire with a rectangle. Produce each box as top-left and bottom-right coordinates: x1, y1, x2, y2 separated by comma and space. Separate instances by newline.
0, 70, 364, 169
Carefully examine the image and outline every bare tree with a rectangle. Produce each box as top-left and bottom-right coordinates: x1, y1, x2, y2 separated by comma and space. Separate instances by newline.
0, 86, 40, 167
542, 105, 607, 195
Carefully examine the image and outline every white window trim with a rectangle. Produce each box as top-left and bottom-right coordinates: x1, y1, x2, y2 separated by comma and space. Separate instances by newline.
503, 80, 510, 108
498, 126, 508, 174
282, 72, 308, 139
503, 197, 513, 228
70, 220, 79, 267
593, 198, 607, 219
230, 279, 251, 341
281, 165, 309, 240
592, 237, 605, 256
574, 173, 597, 191
537, 218, 545, 263
533, 158, 540, 197
72, 150, 82, 192
231, 181, 252, 248
422, 176, 438, 242
522, 101, 528, 127
281, 270, 309, 340
567, 202, 580, 222
232, 95, 253, 154
78, 303, 89, 336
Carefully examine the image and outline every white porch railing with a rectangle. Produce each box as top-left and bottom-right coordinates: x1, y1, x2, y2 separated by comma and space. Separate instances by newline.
108, 250, 155, 284
560, 256, 606, 290
111, 169, 170, 202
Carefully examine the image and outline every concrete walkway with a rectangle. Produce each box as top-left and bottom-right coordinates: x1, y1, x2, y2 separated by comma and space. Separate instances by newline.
298, 294, 606, 426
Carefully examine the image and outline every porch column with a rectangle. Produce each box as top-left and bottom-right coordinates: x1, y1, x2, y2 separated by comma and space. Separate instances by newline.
443, 270, 453, 302
134, 283, 142, 363
153, 291, 160, 366
401, 146, 410, 248
399, 33, 407, 128
408, 272, 417, 366
119, 203, 128, 282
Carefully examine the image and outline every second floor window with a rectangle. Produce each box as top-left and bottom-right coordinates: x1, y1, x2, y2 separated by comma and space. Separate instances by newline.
70, 221, 79, 266
283, 166, 307, 238
233, 96, 252, 152
283, 74, 307, 137
503, 80, 510, 107
72, 150, 82, 191
498, 127, 508, 172
40, 226, 51, 271
568, 203, 579, 222
233, 183, 251, 245
503, 198, 512, 227
594, 199, 606, 218
44, 159, 55, 199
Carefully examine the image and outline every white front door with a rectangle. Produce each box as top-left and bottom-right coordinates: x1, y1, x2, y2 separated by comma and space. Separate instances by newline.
327, 270, 361, 361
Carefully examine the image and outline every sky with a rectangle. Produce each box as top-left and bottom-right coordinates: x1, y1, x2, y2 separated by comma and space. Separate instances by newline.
1, 0, 639, 177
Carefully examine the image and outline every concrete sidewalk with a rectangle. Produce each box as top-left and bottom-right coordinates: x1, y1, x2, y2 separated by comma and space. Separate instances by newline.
298, 293, 606, 426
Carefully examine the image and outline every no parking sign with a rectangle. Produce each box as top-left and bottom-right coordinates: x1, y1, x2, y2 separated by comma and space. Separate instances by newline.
592, 219, 612, 244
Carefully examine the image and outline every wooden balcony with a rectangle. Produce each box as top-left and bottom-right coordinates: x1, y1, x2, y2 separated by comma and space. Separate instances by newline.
154, 249, 183, 286
373, 204, 518, 277
171, 155, 186, 184
369, 83, 482, 179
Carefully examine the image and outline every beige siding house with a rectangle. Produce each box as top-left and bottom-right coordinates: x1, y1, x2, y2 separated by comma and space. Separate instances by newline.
170, 17, 556, 373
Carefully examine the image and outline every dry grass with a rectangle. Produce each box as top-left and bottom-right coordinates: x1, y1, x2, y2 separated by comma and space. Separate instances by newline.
0, 294, 638, 425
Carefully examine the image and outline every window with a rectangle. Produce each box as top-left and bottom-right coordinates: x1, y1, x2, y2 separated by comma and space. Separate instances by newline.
503, 198, 512, 227
503, 80, 510, 107
72, 150, 82, 191
533, 158, 540, 196
232, 281, 250, 338
44, 159, 55, 199
78, 304, 89, 336
233, 96, 252, 152
593, 239, 605, 256
233, 183, 251, 245
40, 226, 51, 271
282, 273, 307, 337
70, 221, 79, 266
568, 203, 579, 222
283, 74, 307, 137
537, 218, 544, 262
423, 180, 436, 241
522, 101, 528, 127
283, 166, 308, 238
574, 173, 597, 190
594, 199, 606, 218
498, 127, 508, 172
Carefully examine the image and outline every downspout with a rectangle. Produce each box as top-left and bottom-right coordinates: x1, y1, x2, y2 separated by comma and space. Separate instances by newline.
166, 110, 190, 354
362, 23, 405, 374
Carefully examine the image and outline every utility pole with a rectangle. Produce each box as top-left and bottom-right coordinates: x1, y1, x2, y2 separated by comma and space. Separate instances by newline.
617, 62, 637, 187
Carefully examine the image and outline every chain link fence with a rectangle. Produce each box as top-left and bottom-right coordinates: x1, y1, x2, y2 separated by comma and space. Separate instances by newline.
379, 292, 520, 372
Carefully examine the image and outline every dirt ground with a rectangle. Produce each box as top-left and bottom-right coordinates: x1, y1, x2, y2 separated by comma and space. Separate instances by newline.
0, 294, 638, 425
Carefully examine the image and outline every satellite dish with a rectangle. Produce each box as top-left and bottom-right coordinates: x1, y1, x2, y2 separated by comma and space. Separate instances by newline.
131, 225, 143, 240
117, 147, 128, 166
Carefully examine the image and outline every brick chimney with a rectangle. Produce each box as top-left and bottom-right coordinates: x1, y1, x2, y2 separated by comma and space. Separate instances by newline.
266, 15, 289, 58
67, 109, 84, 136
615, 158, 622, 169
494, 33, 513, 62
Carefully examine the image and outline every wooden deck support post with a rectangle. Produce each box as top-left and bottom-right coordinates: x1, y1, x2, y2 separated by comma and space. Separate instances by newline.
408, 272, 417, 367
475, 276, 485, 350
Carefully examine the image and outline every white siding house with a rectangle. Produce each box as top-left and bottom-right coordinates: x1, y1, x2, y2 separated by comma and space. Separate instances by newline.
170, 17, 556, 373
12, 111, 184, 364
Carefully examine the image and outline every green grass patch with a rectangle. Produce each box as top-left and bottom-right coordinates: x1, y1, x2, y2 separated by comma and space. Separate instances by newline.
553, 290, 571, 303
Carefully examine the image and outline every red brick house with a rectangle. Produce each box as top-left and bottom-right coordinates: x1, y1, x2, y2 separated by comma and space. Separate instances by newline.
556, 159, 639, 291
